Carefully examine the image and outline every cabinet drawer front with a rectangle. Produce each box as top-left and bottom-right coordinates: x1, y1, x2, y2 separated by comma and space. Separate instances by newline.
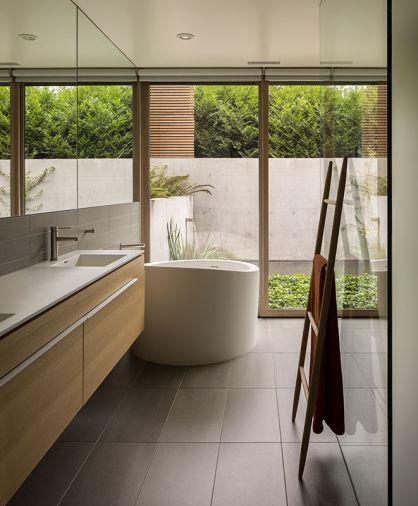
0, 326, 83, 505
0, 255, 144, 378
84, 273, 145, 400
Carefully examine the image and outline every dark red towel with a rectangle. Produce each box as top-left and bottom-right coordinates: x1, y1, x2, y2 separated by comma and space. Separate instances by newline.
309, 254, 345, 435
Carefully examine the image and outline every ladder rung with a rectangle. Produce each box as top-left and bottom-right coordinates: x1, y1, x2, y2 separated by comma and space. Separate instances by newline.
299, 366, 309, 401
324, 198, 336, 205
307, 311, 318, 336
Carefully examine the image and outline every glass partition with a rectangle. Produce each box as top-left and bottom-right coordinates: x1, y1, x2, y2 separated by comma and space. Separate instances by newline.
320, 3, 388, 504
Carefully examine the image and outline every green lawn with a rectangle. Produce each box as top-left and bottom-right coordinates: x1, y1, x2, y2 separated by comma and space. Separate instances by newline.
268, 273, 378, 310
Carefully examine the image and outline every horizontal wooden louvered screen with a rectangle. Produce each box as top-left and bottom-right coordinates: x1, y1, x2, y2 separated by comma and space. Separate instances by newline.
150, 85, 195, 158
362, 84, 387, 157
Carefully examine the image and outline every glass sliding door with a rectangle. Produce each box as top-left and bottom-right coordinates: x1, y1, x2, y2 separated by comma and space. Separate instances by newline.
148, 84, 259, 268
263, 82, 387, 316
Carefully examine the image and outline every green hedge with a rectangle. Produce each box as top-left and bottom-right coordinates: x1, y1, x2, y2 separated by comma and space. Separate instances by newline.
268, 273, 378, 310
0, 84, 368, 160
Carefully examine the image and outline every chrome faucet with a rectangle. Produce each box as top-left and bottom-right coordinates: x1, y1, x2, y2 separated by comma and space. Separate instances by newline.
50, 226, 78, 261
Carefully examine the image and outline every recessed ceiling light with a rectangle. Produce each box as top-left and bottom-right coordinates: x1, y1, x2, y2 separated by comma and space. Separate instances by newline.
19, 33, 38, 41
176, 33, 195, 41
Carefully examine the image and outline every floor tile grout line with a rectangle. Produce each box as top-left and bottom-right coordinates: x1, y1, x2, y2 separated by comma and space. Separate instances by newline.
209, 361, 231, 506
336, 436, 362, 506
132, 366, 187, 506
272, 347, 289, 506
56, 380, 134, 505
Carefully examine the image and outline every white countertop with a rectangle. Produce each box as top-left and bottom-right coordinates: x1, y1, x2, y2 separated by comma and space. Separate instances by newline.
0, 249, 142, 339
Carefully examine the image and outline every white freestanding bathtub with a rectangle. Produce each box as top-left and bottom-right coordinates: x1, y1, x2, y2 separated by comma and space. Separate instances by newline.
131, 259, 259, 365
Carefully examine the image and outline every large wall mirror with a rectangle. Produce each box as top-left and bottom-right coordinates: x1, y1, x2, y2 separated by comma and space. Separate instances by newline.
0, 0, 135, 218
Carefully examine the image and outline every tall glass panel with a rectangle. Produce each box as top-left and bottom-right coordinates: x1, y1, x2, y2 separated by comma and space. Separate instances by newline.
149, 84, 259, 265
267, 84, 323, 312
320, 3, 388, 503
0, 85, 10, 217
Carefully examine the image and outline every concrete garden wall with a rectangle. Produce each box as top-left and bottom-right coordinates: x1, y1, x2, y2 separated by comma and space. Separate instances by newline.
0, 157, 387, 266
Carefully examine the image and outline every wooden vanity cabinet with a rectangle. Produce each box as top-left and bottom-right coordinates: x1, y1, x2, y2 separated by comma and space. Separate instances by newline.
0, 255, 145, 504
84, 272, 145, 400
0, 326, 83, 506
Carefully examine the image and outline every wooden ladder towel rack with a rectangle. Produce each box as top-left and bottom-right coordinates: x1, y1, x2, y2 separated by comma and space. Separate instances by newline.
292, 156, 348, 479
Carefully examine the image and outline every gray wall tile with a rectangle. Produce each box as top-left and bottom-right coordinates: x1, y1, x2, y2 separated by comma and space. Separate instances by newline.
0, 203, 140, 275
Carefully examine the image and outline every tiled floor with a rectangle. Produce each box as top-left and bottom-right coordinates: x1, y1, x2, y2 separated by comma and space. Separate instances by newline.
10, 318, 388, 506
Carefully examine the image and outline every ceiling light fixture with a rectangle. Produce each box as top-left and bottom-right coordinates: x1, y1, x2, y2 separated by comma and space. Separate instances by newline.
176, 33, 195, 41
19, 33, 38, 41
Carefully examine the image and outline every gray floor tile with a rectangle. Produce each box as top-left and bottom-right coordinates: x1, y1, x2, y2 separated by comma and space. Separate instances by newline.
136, 443, 218, 506
136, 363, 185, 389
340, 329, 387, 353
256, 328, 301, 352
339, 389, 387, 444
222, 389, 280, 442
59, 388, 126, 442
283, 442, 357, 506
212, 443, 287, 506
257, 318, 271, 331
341, 445, 388, 506
269, 318, 304, 330
273, 352, 310, 389
9, 442, 93, 506
341, 354, 369, 388
160, 389, 226, 442
101, 352, 146, 388
101, 389, 176, 442
181, 362, 230, 389
276, 389, 336, 443
352, 353, 387, 388
229, 353, 275, 388
61, 443, 156, 506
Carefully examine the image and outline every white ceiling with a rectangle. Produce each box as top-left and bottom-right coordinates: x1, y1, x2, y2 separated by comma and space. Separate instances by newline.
74, 0, 387, 68
0, 0, 131, 68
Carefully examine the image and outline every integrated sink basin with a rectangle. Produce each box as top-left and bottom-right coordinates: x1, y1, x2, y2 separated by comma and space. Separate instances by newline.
52, 253, 125, 268
0, 313, 15, 323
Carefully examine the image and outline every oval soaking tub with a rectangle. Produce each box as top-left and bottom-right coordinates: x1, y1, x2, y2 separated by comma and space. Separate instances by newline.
131, 259, 259, 365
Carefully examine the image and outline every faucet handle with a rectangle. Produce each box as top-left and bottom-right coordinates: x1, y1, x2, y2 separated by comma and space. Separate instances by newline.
57, 226, 72, 230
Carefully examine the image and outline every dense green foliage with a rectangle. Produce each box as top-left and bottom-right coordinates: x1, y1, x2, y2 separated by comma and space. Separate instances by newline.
0, 86, 10, 159
1, 83, 366, 160
268, 272, 378, 310
194, 86, 259, 158
195, 85, 363, 158
3, 85, 132, 160
25, 86, 77, 158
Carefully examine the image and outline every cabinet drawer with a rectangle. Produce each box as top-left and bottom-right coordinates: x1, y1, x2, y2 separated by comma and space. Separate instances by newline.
0, 255, 144, 379
84, 273, 145, 401
0, 325, 83, 505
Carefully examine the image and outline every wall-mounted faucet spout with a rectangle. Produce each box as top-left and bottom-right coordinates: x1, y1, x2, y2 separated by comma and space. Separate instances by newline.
50, 226, 78, 261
